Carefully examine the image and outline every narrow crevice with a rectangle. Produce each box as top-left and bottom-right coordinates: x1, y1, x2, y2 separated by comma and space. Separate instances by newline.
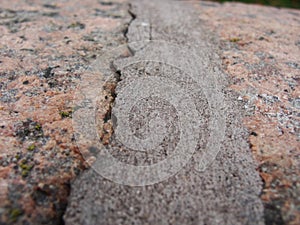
149, 22, 153, 40
110, 2, 137, 99
62, 3, 137, 223
110, 61, 122, 83
149, 16, 153, 41
98, 2, 137, 145
124, 3, 137, 42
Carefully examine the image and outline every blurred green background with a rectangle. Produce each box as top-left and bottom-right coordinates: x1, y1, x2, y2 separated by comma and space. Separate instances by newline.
206, 0, 300, 9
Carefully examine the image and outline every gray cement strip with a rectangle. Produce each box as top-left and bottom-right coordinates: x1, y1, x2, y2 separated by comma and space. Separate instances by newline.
64, 0, 265, 224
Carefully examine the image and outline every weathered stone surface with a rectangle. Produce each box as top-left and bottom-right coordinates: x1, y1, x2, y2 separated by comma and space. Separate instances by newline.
0, 0, 299, 224
196, 2, 300, 224
64, 0, 264, 224
0, 0, 130, 224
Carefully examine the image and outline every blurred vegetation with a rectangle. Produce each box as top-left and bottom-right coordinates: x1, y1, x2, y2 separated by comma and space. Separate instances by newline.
206, 0, 300, 9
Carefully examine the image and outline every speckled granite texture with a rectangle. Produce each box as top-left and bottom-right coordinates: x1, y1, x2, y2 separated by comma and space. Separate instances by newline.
196, 1, 300, 224
0, 0, 130, 224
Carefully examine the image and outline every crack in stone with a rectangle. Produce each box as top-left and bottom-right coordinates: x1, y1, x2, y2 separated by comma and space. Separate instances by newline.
124, 3, 137, 42
60, 3, 137, 223
99, 2, 137, 145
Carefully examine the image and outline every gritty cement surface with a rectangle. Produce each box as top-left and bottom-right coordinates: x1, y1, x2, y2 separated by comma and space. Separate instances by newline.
64, 0, 264, 224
